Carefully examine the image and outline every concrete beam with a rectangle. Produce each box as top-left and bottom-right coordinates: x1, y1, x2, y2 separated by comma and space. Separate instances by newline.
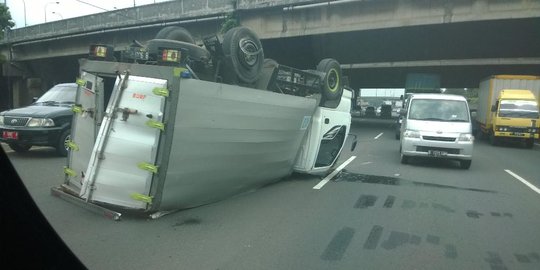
240, 0, 540, 39
341, 58, 540, 69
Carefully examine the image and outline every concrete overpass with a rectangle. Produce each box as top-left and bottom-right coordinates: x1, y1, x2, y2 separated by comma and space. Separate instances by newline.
1, 0, 540, 108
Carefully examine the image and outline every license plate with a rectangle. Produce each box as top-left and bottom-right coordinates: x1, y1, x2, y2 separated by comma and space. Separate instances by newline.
428, 150, 447, 157
512, 132, 525, 136
2, 131, 18, 140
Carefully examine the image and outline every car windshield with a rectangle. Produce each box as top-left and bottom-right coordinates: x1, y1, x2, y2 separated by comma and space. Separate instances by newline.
499, 100, 540, 118
409, 99, 469, 122
35, 85, 77, 106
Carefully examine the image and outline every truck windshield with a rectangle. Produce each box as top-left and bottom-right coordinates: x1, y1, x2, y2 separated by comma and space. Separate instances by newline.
409, 99, 469, 122
499, 100, 540, 118
35, 85, 77, 106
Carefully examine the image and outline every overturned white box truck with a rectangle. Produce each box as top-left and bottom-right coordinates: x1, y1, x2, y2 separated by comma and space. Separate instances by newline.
51, 26, 354, 220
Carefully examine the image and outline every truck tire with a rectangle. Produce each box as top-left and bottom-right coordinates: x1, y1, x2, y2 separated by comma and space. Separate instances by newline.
56, 129, 70, 157
525, 138, 534, 149
255, 58, 279, 90
460, 160, 472, 169
475, 128, 484, 140
146, 39, 210, 62
221, 26, 264, 84
154, 26, 195, 44
489, 132, 498, 146
8, 143, 31, 153
317, 58, 343, 101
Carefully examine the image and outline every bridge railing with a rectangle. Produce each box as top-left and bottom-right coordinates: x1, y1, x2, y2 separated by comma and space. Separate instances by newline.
1, 0, 318, 44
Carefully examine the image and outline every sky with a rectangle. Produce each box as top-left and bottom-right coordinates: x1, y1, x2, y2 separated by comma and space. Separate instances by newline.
5, 0, 172, 28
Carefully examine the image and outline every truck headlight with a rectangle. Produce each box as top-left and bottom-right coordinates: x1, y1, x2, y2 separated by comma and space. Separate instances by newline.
528, 128, 538, 133
403, 130, 420, 138
458, 133, 474, 142
27, 118, 55, 127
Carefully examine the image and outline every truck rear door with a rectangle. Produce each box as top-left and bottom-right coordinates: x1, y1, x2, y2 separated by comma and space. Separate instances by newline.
65, 72, 103, 190
80, 75, 168, 209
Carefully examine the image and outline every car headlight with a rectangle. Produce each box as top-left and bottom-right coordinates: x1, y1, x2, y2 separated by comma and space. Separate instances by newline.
0, 115, 4, 125
458, 133, 474, 142
403, 130, 420, 138
27, 118, 55, 127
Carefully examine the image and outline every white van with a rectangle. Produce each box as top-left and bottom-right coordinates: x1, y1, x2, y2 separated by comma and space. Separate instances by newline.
399, 94, 474, 169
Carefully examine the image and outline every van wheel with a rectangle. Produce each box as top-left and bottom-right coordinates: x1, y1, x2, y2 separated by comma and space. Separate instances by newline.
460, 160, 472, 169
400, 154, 409, 164
154, 26, 195, 43
317, 58, 343, 101
56, 129, 70, 157
221, 26, 264, 84
400, 146, 408, 164
8, 143, 31, 153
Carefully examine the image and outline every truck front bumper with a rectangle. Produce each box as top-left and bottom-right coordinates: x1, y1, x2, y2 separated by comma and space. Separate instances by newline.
494, 131, 539, 139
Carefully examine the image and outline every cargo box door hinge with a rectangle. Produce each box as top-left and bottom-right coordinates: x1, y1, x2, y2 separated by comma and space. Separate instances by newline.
145, 120, 165, 131
63, 166, 76, 177
152, 87, 169, 97
65, 140, 80, 151
130, 193, 153, 204
137, 162, 159, 174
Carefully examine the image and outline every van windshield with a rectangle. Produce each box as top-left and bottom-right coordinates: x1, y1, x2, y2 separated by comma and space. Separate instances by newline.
499, 100, 540, 119
409, 99, 469, 122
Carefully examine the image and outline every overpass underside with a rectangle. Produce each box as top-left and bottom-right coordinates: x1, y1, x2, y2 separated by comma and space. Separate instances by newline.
262, 17, 540, 88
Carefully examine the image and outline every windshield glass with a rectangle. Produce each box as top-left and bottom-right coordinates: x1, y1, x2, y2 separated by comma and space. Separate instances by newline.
409, 99, 469, 122
35, 84, 77, 106
499, 100, 540, 118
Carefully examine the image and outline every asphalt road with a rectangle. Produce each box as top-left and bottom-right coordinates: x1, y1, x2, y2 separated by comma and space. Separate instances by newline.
3, 117, 540, 270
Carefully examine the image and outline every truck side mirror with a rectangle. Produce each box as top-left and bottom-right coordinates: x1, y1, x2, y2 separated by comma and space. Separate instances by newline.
348, 134, 358, 152
399, 108, 407, 116
491, 101, 498, 112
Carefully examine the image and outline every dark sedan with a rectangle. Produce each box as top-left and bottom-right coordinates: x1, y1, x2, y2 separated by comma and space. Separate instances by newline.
0, 83, 77, 156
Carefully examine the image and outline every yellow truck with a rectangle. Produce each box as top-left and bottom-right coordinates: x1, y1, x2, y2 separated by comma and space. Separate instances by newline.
476, 75, 540, 148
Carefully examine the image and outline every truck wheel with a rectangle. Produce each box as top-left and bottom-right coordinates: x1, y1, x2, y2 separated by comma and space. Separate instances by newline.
221, 26, 264, 84
8, 143, 31, 153
475, 128, 484, 140
56, 129, 70, 157
525, 138, 534, 149
146, 39, 210, 62
489, 132, 498, 146
317, 58, 343, 101
460, 160, 472, 169
154, 26, 195, 44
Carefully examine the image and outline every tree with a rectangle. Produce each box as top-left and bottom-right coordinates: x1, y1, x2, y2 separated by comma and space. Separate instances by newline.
0, 4, 15, 40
